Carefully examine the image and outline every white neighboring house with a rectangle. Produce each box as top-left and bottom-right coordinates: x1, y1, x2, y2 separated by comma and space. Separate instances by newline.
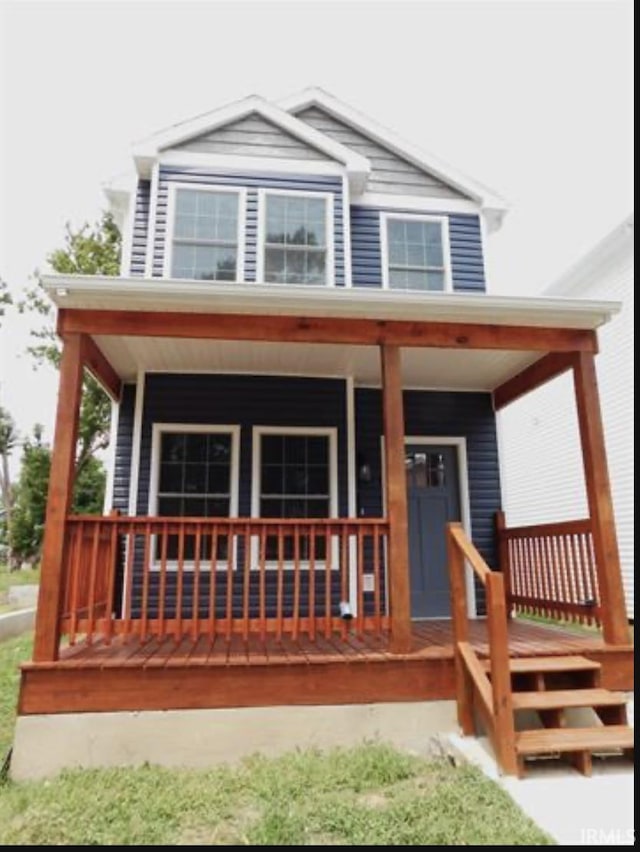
499, 214, 634, 620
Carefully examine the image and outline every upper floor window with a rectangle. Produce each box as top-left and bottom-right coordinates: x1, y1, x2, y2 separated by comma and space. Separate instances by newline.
258, 191, 333, 285
168, 186, 243, 281
381, 213, 451, 292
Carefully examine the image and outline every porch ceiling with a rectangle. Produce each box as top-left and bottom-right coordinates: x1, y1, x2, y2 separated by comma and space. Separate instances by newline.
92, 334, 541, 390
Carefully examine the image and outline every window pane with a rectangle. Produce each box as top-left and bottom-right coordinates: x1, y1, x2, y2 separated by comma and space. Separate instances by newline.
260, 498, 283, 518
207, 464, 230, 494
386, 218, 445, 288
209, 434, 231, 461
306, 465, 329, 494
262, 435, 284, 464
405, 269, 431, 290
307, 437, 328, 464
185, 434, 207, 463
159, 463, 183, 493
183, 463, 206, 494
172, 190, 238, 281
161, 434, 185, 463
264, 194, 327, 284
206, 498, 230, 517
265, 247, 285, 283
184, 497, 207, 517
158, 496, 181, 517
261, 464, 283, 494
307, 498, 330, 517
284, 436, 306, 463
426, 271, 445, 291
284, 465, 308, 495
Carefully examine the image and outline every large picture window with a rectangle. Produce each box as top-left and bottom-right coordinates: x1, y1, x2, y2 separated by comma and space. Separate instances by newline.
381, 214, 451, 291
151, 425, 239, 561
169, 187, 242, 281
260, 192, 332, 285
252, 428, 337, 560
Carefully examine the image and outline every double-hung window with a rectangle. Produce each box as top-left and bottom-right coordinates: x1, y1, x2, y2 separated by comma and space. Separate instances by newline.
152, 426, 239, 561
169, 187, 242, 281
253, 428, 337, 560
260, 192, 332, 285
382, 214, 451, 291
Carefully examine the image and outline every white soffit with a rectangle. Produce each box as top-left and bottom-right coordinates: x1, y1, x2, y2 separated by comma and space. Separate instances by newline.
93, 335, 540, 392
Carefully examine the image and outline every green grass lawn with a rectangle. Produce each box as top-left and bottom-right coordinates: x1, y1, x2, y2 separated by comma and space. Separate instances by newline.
0, 633, 552, 846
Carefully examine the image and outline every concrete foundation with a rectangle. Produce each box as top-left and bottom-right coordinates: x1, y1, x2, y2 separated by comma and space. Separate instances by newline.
11, 700, 457, 780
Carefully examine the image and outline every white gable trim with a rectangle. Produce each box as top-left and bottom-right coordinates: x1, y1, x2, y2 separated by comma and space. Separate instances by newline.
280, 87, 508, 229
353, 191, 480, 216
158, 149, 348, 179
133, 95, 370, 193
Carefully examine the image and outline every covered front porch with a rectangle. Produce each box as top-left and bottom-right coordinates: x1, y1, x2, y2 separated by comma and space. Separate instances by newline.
24, 278, 632, 719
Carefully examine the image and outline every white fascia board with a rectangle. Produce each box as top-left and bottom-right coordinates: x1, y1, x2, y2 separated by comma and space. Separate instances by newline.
42, 273, 620, 331
545, 213, 634, 297
352, 191, 481, 215
280, 87, 508, 221
157, 149, 349, 179
132, 94, 370, 191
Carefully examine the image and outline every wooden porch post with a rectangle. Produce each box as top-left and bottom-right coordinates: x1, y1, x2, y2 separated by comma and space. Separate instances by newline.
33, 333, 84, 662
572, 352, 628, 645
380, 344, 412, 653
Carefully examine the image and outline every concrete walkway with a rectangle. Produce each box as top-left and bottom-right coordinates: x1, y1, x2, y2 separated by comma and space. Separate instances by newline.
449, 700, 634, 846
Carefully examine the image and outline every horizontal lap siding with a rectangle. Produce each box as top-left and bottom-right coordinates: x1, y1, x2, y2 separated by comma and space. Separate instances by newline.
126, 375, 348, 619
153, 168, 345, 285
355, 389, 501, 614
296, 106, 466, 199
172, 113, 330, 161
351, 206, 486, 292
129, 179, 151, 276
111, 384, 136, 512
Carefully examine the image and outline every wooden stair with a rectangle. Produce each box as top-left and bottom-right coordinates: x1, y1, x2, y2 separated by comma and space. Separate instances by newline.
486, 654, 634, 776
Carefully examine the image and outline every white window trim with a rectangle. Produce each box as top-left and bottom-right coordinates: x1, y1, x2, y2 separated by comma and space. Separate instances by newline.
379, 212, 453, 293
148, 423, 241, 571
251, 425, 339, 569
162, 183, 246, 282
380, 435, 477, 618
256, 188, 335, 287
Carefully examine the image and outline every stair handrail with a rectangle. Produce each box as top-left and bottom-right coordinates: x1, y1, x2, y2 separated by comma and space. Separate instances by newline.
446, 522, 518, 775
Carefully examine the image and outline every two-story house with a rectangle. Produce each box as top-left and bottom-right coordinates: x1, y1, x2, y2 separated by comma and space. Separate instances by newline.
13, 89, 633, 780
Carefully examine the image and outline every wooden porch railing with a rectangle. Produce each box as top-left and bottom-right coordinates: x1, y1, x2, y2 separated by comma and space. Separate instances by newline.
60, 516, 389, 647
447, 522, 518, 775
496, 513, 601, 626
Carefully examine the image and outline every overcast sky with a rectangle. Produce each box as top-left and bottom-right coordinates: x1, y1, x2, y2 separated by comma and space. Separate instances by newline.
0, 0, 633, 458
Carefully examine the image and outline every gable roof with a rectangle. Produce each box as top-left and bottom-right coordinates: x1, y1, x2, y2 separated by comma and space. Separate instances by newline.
280, 87, 508, 229
132, 94, 370, 193
545, 214, 634, 297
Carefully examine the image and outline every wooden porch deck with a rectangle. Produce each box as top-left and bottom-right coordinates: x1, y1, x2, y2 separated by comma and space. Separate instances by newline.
19, 618, 633, 716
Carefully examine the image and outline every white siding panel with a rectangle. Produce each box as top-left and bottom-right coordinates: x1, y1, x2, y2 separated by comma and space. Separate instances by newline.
500, 249, 634, 618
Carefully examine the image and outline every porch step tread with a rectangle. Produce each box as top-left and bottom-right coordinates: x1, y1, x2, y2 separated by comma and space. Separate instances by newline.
512, 688, 627, 711
516, 725, 634, 755
483, 655, 601, 674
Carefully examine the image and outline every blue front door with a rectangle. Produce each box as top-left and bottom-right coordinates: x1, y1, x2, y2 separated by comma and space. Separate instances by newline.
406, 444, 461, 619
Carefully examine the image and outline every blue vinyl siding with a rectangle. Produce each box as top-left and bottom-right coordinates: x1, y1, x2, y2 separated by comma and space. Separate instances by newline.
129, 179, 151, 276
152, 167, 345, 285
354, 388, 501, 613
350, 206, 486, 292
112, 383, 136, 512
111, 374, 348, 620
110, 378, 500, 617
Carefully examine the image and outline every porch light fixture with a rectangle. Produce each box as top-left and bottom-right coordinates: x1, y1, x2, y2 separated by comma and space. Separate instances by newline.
357, 453, 372, 484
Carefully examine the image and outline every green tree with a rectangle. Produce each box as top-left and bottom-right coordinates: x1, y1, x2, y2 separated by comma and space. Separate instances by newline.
9, 427, 107, 563
20, 213, 121, 475
0, 406, 18, 563
9, 426, 50, 563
